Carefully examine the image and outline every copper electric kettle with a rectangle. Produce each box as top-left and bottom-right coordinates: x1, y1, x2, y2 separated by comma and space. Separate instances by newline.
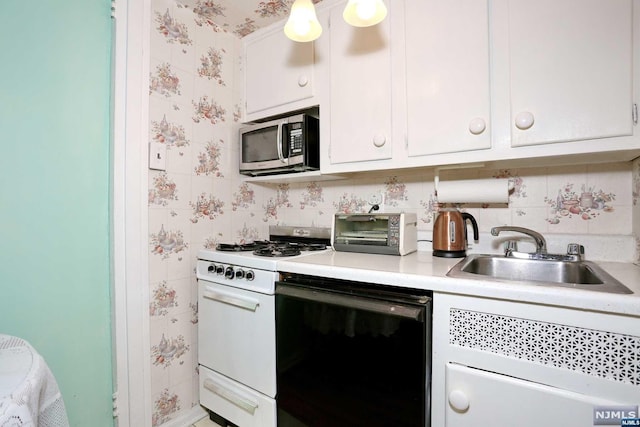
432, 208, 479, 258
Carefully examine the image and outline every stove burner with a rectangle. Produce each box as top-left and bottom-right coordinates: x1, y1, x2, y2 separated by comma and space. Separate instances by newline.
216, 241, 271, 252
280, 242, 328, 252
296, 243, 327, 251
252, 242, 327, 257
253, 245, 302, 257
216, 238, 328, 257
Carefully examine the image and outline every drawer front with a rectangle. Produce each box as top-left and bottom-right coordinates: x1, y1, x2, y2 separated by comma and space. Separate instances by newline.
199, 366, 277, 427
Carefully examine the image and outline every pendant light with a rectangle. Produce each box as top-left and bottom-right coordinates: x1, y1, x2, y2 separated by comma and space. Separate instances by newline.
343, 0, 387, 27
284, 0, 323, 42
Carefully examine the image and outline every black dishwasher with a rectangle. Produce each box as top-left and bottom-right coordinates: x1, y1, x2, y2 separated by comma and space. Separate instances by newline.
275, 273, 432, 427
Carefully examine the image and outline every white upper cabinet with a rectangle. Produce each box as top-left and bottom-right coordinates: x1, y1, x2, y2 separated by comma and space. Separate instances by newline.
507, 0, 633, 147
326, 1, 393, 165
242, 0, 640, 178
244, 26, 316, 120
405, 0, 491, 156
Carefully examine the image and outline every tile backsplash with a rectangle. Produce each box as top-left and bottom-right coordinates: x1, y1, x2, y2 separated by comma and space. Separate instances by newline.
228, 162, 637, 240
147, 0, 640, 425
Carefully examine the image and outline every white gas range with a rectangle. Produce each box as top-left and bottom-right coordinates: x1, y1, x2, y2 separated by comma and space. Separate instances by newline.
196, 226, 331, 427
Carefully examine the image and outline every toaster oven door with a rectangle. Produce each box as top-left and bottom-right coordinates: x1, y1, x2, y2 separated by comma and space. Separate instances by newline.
333, 214, 391, 247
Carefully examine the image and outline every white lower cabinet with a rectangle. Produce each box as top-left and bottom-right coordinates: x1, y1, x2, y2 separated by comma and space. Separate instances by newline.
200, 366, 277, 427
432, 292, 640, 427
445, 363, 626, 427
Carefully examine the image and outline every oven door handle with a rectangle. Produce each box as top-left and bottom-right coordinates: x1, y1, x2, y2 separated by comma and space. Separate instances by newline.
276, 283, 424, 321
203, 378, 259, 415
203, 287, 259, 312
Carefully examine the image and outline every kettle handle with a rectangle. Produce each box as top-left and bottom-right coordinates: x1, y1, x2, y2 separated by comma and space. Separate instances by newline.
462, 213, 479, 242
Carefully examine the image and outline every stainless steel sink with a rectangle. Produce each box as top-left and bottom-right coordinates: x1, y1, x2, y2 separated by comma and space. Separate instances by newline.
447, 254, 632, 294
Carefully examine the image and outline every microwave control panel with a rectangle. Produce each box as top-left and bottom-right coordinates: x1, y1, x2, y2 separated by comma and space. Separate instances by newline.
289, 123, 303, 154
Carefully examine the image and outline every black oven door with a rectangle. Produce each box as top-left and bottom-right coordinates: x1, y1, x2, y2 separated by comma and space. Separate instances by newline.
275, 274, 431, 427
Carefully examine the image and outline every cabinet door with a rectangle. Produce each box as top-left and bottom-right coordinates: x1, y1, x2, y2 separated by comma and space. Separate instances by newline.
445, 363, 628, 427
328, 2, 392, 164
405, 0, 491, 156
508, 0, 633, 147
244, 29, 315, 116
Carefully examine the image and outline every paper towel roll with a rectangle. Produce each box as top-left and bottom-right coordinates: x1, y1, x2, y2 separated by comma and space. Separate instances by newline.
437, 179, 510, 203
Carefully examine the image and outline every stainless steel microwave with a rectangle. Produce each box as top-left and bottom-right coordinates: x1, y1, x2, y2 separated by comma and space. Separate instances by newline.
239, 113, 319, 176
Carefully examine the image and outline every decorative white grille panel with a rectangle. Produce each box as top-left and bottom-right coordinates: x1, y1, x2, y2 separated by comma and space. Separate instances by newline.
449, 309, 640, 386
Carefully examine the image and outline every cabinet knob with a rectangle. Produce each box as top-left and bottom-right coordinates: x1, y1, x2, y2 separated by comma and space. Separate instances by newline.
373, 134, 386, 147
298, 75, 309, 87
448, 389, 470, 413
468, 117, 486, 135
515, 111, 535, 130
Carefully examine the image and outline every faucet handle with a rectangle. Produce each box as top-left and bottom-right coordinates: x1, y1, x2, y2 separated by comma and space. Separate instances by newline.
566, 243, 584, 259
504, 240, 518, 253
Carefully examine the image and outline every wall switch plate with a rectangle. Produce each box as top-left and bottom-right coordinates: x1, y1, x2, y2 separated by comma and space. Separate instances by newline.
149, 142, 166, 171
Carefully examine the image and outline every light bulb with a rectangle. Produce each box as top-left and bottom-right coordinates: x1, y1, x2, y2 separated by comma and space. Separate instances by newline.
284, 0, 322, 42
343, 0, 387, 27
355, 0, 376, 20
293, 18, 311, 36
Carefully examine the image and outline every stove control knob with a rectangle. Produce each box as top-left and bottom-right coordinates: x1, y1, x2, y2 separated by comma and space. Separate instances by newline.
225, 266, 235, 279
245, 270, 255, 281
207, 264, 215, 273
235, 269, 245, 279
215, 265, 224, 274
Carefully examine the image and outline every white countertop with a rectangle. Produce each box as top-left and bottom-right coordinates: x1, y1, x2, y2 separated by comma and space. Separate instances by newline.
276, 250, 640, 317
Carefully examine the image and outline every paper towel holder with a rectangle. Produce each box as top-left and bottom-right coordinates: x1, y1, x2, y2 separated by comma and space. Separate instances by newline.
434, 164, 515, 204
434, 163, 486, 197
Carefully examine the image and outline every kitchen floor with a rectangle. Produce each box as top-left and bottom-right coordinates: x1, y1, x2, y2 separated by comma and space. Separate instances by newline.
193, 417, 222, 427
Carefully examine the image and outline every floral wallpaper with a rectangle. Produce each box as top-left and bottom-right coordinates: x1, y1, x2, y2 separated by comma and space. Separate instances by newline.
177, 0, 324, 38
234, 163, 635, 237
147, 1, 640, 425
148, 0, 242, 424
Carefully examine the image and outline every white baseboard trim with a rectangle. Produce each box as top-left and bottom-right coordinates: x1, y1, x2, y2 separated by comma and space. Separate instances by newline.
161, 406, 208, 427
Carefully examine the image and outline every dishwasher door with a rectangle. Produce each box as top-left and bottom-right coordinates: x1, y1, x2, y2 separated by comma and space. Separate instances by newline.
275, 274, 432, 427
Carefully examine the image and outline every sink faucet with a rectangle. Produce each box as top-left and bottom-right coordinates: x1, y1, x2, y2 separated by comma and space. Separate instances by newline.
490, 226, 547, 255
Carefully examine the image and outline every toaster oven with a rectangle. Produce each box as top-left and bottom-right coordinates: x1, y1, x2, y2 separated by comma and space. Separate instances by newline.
332, 213, 418, 256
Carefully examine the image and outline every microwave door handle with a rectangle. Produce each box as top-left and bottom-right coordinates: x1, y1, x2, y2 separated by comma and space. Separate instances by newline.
277, 121, 287, 164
